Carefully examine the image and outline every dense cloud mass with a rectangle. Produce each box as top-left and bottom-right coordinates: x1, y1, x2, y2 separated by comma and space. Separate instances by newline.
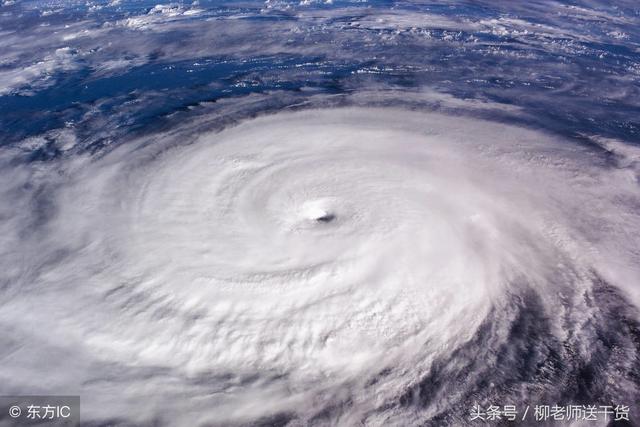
1, 1, 640, 426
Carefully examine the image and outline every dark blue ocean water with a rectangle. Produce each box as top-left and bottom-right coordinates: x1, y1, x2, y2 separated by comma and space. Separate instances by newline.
1, 0, 639, 156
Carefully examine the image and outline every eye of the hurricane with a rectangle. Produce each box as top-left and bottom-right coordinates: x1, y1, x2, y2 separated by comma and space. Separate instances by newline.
313, 211, 335, 223
301, 200, 337, 223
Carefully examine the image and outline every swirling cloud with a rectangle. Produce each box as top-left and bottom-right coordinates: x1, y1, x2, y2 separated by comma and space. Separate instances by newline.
1, 107, 638, 425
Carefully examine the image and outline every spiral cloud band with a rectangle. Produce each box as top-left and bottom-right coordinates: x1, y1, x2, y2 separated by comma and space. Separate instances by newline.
1, 106, 638, 425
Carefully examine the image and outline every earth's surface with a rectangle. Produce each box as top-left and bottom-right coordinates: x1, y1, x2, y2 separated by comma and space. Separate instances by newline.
1, 1, 639, 426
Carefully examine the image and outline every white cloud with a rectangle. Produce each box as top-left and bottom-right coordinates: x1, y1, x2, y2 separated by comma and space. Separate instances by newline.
2, 107, 638, 424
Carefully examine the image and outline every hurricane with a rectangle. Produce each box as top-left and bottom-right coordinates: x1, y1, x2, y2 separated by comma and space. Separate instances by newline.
1, 1, 639, 426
